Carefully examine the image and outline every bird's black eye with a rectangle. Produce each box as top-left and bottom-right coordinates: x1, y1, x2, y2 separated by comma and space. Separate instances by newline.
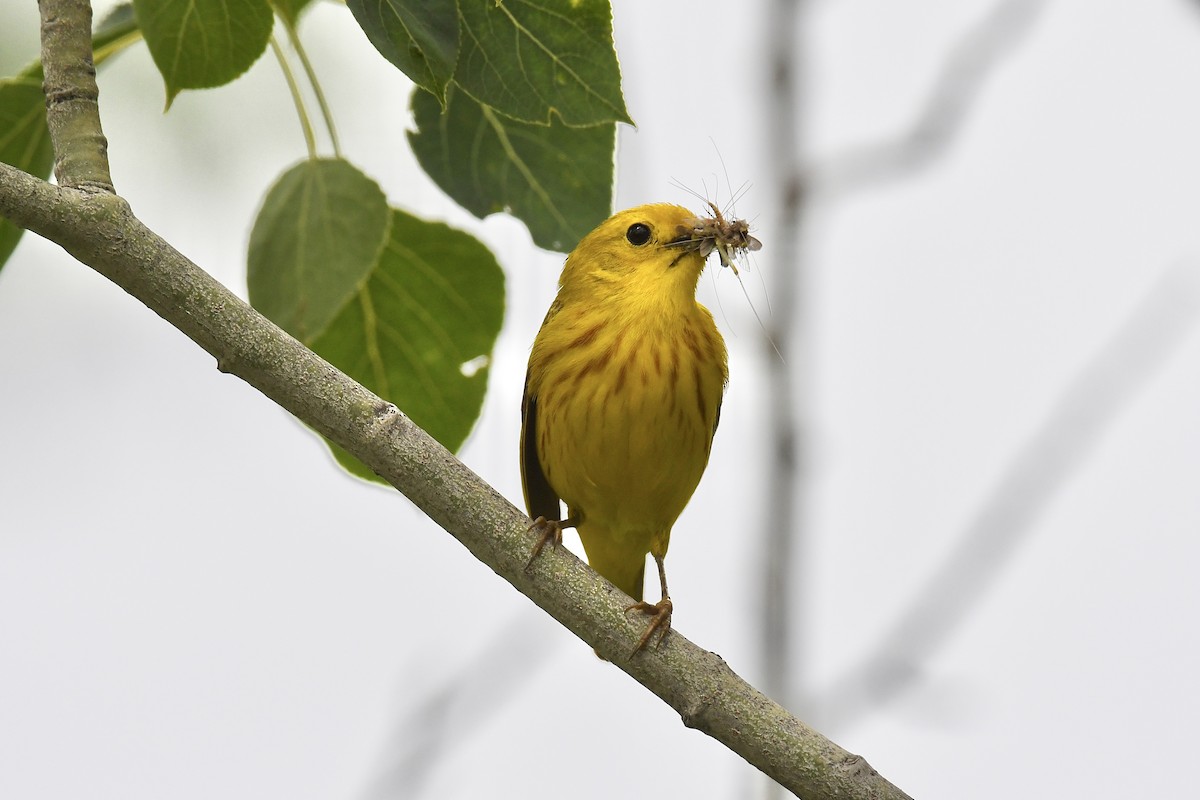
626, 223, 652, 246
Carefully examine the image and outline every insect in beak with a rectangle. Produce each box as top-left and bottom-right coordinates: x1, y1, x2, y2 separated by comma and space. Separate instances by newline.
668, 201, 761, 274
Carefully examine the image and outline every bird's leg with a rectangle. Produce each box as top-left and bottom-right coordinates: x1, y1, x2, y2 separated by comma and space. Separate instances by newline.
625, 555, 673, 655
524, 515, 577, 571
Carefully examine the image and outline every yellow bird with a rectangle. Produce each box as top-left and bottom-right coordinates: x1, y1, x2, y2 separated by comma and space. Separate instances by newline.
521, 203, 758, 653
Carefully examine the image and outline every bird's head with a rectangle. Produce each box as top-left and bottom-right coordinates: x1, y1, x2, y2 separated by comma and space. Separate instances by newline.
557, 204, 752, 310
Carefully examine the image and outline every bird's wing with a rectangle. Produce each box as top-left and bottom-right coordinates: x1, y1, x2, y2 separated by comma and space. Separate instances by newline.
520, 372, 562, 521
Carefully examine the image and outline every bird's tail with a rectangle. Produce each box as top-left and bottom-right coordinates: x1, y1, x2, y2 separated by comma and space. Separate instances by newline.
576, 524, 648, 602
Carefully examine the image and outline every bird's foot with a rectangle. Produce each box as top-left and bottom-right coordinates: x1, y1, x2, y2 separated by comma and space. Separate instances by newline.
625, 596, 673, 655
524, 516, 564, 572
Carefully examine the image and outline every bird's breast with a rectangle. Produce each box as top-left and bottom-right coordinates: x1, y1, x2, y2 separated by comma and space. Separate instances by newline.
531, 305, 727, 534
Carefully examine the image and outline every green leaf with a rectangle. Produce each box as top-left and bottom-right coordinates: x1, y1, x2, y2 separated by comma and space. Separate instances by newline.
0, 4, 140, 273
133, 0, 273, 106
346, 0, 459, 104
409, 86, 613, 252
310, 209, 504, 474
454, 0, 631, 127
0, 73, 54, 271
248, 158, 390, 341
271, 0, 317, 29
93, 3, 140, 52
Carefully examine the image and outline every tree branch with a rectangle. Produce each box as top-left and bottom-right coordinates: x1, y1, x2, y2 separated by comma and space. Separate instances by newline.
0, 1, 914, 797
38, 0, 113, 191
760, 0, 812, 764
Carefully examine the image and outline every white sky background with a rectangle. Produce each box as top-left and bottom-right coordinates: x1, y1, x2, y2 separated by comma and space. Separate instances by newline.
2, 0, 1200, 798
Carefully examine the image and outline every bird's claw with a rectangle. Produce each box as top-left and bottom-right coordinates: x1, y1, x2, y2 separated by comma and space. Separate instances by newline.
524, 516, 563, 572
625, 597, 673, 655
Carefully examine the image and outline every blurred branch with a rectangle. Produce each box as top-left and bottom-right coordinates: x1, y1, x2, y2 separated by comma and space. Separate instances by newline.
817, 264, 1200, 728
361, 617, 559, 800
808, 0, 1046, 196
757, 0, 1047, 751
757, 1, 811, 796
0, 2, 913, 797
757, 0, 1046, 747
761, 0, 809, 696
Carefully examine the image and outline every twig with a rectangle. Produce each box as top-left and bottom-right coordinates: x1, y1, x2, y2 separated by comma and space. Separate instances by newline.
755, 8, 817, 800
760, 0, 810, 736
38, 0, 112, 191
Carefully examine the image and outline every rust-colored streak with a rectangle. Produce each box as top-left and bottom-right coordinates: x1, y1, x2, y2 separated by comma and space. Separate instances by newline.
571, 344, 617, 390
569, 323, 603, 349
681, 326, 703, 361
613, 357, 629, 396
693, 363, 708, 422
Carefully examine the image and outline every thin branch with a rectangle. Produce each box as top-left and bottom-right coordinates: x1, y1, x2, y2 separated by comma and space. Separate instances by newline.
4, 3, 914, 796
757, 0, 1046, 724
759, 0, 1049, 747
808, 0, 1046, 196
753, 4, 1047, 792
758, 5, 813, 798
818, 263, 1200, 728
760, 0, 809, 722
38, 0, 113, 191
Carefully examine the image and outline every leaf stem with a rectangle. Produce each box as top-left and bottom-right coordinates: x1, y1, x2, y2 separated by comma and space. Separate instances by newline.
93, 30, 143, 67
269, 33, 317, 160
282, 20, 341, 158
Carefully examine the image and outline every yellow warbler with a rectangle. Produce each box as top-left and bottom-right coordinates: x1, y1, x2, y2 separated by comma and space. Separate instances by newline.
521, 203, 759, 653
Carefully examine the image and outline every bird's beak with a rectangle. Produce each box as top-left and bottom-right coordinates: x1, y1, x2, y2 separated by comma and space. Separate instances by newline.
665, 211, 760, 269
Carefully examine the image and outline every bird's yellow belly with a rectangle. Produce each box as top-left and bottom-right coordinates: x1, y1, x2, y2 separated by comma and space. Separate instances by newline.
536, 335, 723, 540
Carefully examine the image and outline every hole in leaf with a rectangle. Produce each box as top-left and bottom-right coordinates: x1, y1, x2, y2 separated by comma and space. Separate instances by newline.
460, 355, 489, 377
